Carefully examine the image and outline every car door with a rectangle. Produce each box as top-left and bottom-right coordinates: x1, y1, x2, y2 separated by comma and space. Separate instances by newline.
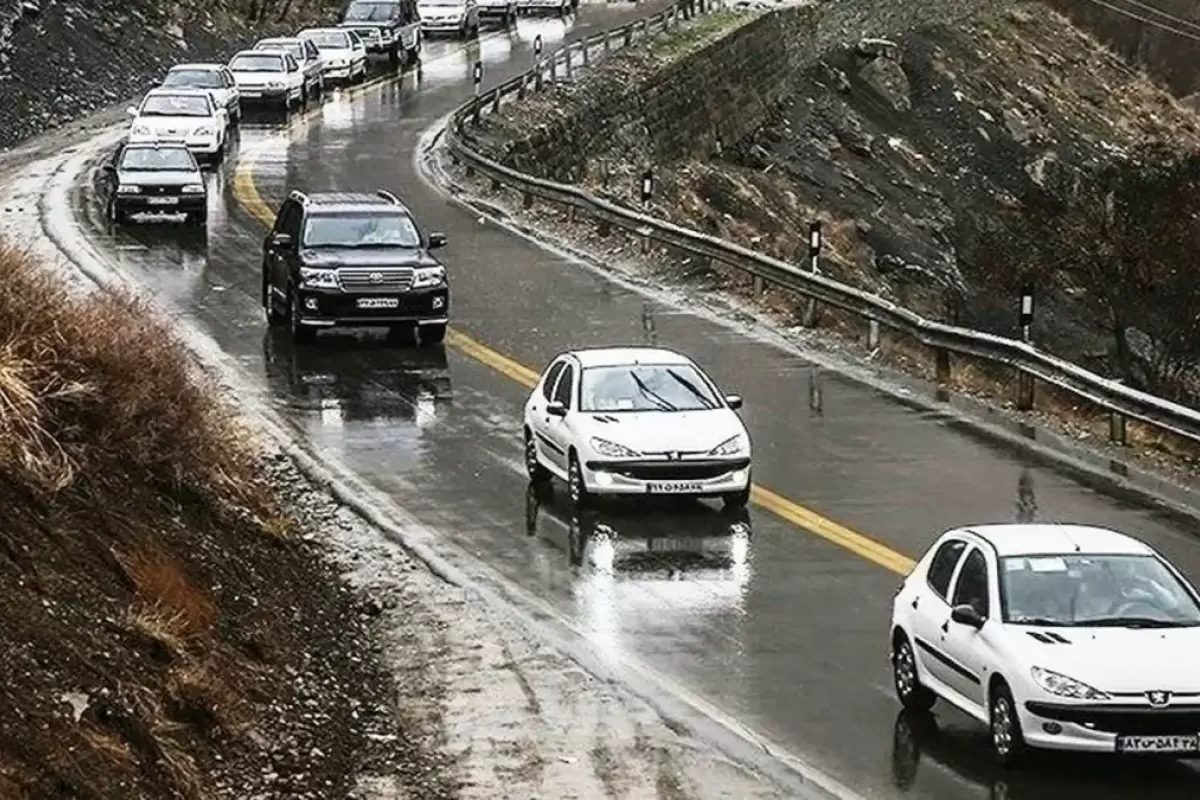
545, 361, 578, 471
266, 199, 299, 293
938, 545, 995, 714
284, 53, 302, 95
910, 536, 969, 689
400, 0, 420, 50
100, 143, 124, 203
221, 67, 239, 111
528, 359, 567, 470
303, 39, 323, 81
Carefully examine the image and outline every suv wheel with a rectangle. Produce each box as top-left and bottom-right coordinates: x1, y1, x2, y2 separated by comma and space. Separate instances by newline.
288, 289, 316, 344
263, 270, 284, 326
419, 323, 446, 345
186, 209, 208, 227
389, 43, 401, 67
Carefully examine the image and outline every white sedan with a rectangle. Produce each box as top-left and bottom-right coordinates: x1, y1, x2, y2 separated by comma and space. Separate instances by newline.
890, 523, 1200, 766
297, 27, 368, 83
126, 89, 228, 164
522, 347, 752, 509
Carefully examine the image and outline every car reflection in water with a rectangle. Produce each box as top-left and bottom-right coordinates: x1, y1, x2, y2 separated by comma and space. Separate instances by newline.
525, 483, 751, 577
891, 710, 1200, 800
261, 328, 452, 425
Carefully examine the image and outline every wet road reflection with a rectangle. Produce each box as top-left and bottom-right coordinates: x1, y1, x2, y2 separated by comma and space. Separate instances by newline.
890, 710, 1200, 800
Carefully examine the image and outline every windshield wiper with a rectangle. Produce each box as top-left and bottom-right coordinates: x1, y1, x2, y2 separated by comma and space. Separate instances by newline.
1087, 617, 1198, 628
665, 369, 716, 409
629, 371, 676, 411
1011, 617, 1076, 627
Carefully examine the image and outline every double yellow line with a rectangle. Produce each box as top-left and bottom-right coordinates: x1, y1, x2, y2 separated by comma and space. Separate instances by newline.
230, 41, 916, 577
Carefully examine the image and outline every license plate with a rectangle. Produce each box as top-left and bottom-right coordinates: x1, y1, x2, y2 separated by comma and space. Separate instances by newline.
356, 297, 400, 309
146, 197, 178, 205
646, 537, 708, 552
646, 481, 704, 494
1116, 735, 1198, 753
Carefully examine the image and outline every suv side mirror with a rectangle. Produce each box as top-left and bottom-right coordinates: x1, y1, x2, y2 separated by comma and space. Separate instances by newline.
546, 401, 567, 417
270, 232, 293, 249
951, 604, 985, 629
428, 231, 447, 249
724, 394, 742, 410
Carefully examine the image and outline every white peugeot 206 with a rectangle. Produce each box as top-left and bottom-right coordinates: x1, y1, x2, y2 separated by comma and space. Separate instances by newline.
522, 347, 751, 509
890, 523, 1200, 766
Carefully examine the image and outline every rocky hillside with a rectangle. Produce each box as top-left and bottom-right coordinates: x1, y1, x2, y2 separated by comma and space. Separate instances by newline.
0, 0, 341, 152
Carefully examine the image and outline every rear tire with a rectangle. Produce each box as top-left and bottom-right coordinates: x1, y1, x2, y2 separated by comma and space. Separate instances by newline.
892, 634, 936, 712
525, 428, 550, 485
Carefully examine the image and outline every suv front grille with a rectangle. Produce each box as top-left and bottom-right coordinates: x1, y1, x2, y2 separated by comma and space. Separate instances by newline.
337, 267, 414, 293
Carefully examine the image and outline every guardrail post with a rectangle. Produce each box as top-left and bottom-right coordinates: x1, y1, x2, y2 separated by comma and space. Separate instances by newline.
564, 45, 573, 79
1016, 284, 1035, 412
522, 191, 533, 209
582, 40, 590, 66
801, 221, 821, 327
639, 168, 654, 254
752, 275, 764, 295
605, 31, 612, 52
640, 18, 648, 38
535, 61, 544, 92
1109, 381, 1128, 445
867, 319, 880, 350
491, 89, 501, 114
549, 55, 558, 86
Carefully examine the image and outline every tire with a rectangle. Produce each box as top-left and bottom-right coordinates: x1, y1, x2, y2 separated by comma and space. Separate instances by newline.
419, 322, 446, 345
524, 428, 550, 484
263, 268, 284, 326
567, 450, 589, 509
108, 199, 125, 226
722, 484, 751, 510
989, 681, 1027, 767
385, 323, 415, 344
388, 43, 401, 67
892, 633, 936, 712
288, 290, 316, 344
186, 209, 208, 227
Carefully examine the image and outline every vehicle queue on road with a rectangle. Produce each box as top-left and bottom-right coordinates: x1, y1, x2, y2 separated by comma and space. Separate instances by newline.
94, 0, 1200, 777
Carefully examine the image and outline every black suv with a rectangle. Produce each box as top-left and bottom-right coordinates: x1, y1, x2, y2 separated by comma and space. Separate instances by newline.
261, 189, 449, 345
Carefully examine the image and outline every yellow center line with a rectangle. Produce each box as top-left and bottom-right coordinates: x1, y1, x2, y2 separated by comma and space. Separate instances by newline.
229, 44, 917, 579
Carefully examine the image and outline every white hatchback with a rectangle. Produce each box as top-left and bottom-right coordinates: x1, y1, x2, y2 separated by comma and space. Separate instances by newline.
890, 523, 1200, 766
298, 27, 368, 83
126, 89, 228, 163
227, 49, 306, 111
522, 347, 752, 509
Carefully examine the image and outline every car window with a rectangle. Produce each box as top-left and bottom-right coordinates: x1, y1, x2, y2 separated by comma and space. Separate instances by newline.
552, 364, 575, 408
1000, 553, 1200, 626
951, 548, 990, 617
925, 538, 967, 601
541, 361, 565, 401
305, 40, 319, 59
578, 363, 720, 413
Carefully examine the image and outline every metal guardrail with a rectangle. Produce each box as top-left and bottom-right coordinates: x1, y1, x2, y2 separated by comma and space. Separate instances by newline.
441, 0, 1200, 446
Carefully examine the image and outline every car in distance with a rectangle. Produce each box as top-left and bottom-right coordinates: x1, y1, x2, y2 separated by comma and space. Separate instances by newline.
253, 36, 325, 100
261, 190, 450, 344
227, 49, 306, 111
126, 88, 228, 164
160, 63, 242, 124
297, 27, 368, 83
99, 141, 207, 226
890, 523, 1200, 766
516, 0, 572, 16
475, 0, 516, 26
339, 0, 421, 67
523, 347, 752, 509
416, 0, 480, 38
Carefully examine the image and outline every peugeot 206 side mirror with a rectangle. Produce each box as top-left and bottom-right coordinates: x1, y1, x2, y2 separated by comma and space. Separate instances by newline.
546, 401, 567, 417
951, 604, 986, 629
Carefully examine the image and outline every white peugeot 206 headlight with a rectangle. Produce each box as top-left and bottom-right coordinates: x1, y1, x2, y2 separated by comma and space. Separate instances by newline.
589, 437, 639, 459
709, 434, 747, 457
1030, 667, 1109, 701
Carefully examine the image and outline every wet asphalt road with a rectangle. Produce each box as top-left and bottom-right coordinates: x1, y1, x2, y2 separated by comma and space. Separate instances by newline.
69, 4, 1200, 797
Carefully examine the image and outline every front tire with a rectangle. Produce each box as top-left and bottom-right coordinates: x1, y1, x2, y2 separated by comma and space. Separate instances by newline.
722, 484, 750, 510
892, 634, 936, 712
989, 681, 1027, 767
567, 451, 589, 509
263, 269, 284, 326
288, 290, 316, 344
419, 322, 446, 345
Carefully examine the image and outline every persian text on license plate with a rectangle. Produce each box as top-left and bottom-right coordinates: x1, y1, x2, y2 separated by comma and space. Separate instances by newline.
1116, 734, 1198, 753
356, 297, 400, 309
646, 481, 704, 494
146, 197, 178, 205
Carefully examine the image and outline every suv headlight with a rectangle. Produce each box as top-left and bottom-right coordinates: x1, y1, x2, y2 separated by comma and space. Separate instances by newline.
268, 80, 285, 89
590, 437, 639, 459
299, 267, 338, 289
709, 434, 747, 456
181, 184, 205, 194
116, 184, 141, 194
131, 124, 152, 135
193, 126, 214, 136
412, 266, 446, 289
1030, 667, 1109, 701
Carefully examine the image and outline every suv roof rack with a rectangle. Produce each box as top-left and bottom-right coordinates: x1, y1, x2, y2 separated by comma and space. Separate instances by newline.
376, 189, 400, 204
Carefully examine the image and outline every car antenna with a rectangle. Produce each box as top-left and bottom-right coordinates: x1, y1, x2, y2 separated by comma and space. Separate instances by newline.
1058, 524, 1081, 552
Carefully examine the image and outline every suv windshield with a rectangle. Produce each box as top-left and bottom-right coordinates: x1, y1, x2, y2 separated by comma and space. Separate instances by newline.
1001, 554, 1200, 627
344, 1, 398, 20
229, 53, 284, 72
139, 94, 211, 117
579, 364, 721, 412
303, 30, 350, 48
163, 69, 223, 88
120, 147, 197, 171
257, 41, 305, 60
302, 213, 421, 247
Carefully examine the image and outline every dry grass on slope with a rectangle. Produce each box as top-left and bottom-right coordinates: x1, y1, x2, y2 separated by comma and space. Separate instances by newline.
0, 240, 387, 798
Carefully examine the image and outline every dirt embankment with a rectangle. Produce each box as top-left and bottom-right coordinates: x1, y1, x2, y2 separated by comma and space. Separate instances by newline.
0, 240, 450, 798
466, 0, 1200, 371
0, 0, 340, 152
